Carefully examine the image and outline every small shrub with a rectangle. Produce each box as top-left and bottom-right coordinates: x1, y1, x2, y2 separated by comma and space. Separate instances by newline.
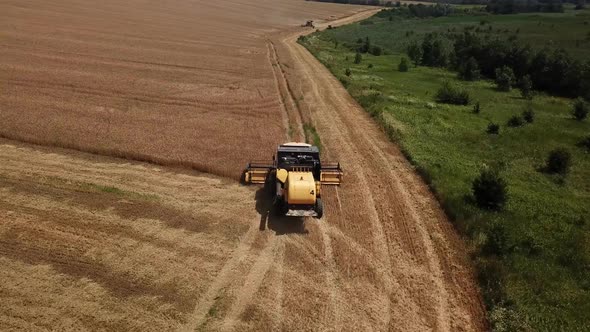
406, 42, 423, 66
435, 81, 470, 105
495, 66, 516, 92
487, 123, 500, 134
398, 57, 409, 72
522, 105, 534, 123
489, 306, 531, 332
519, 75, 533, 100
507, 115, 524, 127
345, 68, 352, 77
459, 57, 480, 81
354, 51, 362, 64
359, 37, 371, 53
546, 148, 572, 174
357, 91, 383, 109
339, 77, 349, 87
579, 135, 590, 151
370, 45, 382, 56
572, 98, 588, 121
476, 257, 507, 306
472, 168, 508, 210
558, 229, 590, 272
483, 224, 509, 257
473, 101, 481, 114
356, 38, 363, 44
367, 63, 373, 69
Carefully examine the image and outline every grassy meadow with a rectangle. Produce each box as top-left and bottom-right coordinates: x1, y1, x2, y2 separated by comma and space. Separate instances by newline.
322, 6, 590, 60
300, 6, 590, 331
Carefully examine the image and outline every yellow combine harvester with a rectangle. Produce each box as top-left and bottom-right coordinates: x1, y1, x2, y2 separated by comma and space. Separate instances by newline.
244, 142, 343, 218
301, 20, 315, 28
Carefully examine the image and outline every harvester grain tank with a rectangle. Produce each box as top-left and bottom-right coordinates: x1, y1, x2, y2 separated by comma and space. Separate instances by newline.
244, 142, 343, 218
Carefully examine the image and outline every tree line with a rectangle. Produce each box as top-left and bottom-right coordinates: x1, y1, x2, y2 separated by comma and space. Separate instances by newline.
407, 31, 590, 100
485, 0, 565, 14
375, 3, 458, 19
305, 0, 381, 6
309, 0, 584, 12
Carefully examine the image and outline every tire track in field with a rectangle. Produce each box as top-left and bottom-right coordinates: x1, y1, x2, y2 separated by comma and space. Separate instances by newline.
266, 42, 292, 142
181, 221, 261, 332
269, 41, 308, 129
183, 222, 285, 332
325, 224, 394, 288
357, 128, 452, 331
316, 220, 343, 331
267, 40, 304, 142
220, 236, 280, 331
270, 240, 285, 332
280, 22, 398, 330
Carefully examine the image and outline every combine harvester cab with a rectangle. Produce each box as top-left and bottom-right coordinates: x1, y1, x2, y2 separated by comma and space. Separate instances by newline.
244, 142, 342, 219
301, 20, 315, 29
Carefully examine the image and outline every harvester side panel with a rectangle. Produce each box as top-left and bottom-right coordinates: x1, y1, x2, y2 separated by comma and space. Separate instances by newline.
244, 161, 275, 184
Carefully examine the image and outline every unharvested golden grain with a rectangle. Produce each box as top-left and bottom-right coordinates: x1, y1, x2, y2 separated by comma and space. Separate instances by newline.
0, 0, 361, 180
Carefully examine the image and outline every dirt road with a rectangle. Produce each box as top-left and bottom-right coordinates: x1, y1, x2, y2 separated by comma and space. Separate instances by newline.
269, 11, 487, 331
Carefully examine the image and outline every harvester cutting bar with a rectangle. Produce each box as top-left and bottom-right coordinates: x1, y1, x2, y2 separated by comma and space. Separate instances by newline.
320, 162, 343, 185
244, 161, 275, 184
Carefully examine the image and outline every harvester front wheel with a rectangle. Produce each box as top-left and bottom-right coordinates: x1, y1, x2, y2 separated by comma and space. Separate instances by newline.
314, 198, 323, 219
273, 197, 288, 216
265, 169, 276, 194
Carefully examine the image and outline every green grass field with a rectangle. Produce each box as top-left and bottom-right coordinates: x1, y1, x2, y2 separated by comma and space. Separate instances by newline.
301, 8, 590, 330
322, 6, 590, 60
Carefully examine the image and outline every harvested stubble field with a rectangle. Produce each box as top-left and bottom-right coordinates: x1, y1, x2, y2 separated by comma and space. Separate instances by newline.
1, 1, 486, 331
0, 140, 258, 330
